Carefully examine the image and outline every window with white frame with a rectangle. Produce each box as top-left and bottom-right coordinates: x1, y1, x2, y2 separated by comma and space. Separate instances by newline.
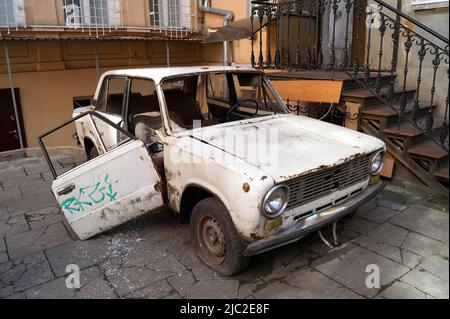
0, 0, 25, 27
63, 0, 121, 28
411, 0, 449, 9
149, 0, 191, 30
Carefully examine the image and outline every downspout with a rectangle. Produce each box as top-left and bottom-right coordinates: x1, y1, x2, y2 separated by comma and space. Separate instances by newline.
198, 0, 234, 66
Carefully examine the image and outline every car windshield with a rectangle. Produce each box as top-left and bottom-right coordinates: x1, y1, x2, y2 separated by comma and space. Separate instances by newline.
160, 72, 288, 132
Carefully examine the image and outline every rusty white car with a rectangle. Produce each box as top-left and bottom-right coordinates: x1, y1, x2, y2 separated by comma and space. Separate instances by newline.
39, 66, 386, 275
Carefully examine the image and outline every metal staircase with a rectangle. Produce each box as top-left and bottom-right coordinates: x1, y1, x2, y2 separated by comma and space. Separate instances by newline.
250, 0, 449, 195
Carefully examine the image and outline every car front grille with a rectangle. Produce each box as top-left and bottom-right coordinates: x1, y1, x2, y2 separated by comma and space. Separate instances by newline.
285, 154, 372, 210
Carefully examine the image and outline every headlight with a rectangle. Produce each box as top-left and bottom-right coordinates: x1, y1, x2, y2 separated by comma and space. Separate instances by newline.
370, 150, 385, 175
261, 185, 290, 218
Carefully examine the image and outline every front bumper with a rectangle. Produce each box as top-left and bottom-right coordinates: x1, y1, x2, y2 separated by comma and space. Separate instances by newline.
244, 181, 385, 256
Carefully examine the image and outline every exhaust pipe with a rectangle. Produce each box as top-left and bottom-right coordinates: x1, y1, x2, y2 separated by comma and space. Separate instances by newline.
198, 0, 234, 66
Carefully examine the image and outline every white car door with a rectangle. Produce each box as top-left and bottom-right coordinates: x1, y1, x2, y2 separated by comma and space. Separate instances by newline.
39, 112, 164, 240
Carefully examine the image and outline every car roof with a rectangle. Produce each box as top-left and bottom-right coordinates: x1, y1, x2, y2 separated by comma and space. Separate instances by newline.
100, 65, 262, 84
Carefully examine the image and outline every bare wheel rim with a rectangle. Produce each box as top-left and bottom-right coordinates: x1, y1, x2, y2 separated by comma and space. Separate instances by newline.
197, 216, 226, 265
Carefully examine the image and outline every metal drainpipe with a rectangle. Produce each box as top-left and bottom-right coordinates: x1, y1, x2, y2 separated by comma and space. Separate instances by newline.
198, 0, 234, 66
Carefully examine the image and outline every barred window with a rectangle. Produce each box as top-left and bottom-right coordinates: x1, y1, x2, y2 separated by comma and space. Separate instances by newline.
0, 0, 25, 27
63, 0, 121, 27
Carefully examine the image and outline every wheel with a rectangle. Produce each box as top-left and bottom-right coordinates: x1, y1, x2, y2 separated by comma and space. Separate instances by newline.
88, 147, 99, 160
190, 197, 250, 276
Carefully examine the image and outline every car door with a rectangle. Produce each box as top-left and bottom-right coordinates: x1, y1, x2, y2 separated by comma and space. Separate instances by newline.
39, 112, 164, 240
94, 76, 128, 150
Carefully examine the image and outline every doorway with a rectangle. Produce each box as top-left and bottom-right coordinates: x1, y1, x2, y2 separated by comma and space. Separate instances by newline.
0, 88, 26, 152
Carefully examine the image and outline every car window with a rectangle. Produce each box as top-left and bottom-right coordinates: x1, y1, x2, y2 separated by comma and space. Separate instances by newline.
96, 77, 127, 116
207, 73, 230, 104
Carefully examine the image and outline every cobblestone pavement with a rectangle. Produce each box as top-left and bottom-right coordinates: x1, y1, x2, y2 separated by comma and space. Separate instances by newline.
0, 148, 448, 299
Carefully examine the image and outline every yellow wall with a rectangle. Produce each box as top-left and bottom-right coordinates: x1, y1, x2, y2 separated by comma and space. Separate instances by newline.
0, 40, 202, 148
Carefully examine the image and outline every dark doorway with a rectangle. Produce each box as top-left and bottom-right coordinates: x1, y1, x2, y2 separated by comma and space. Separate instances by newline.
351, 0, 367, 68
0, 88, 26, 152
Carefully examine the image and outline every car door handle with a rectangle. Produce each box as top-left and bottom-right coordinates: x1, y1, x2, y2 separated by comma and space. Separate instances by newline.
57, 184, 76, 196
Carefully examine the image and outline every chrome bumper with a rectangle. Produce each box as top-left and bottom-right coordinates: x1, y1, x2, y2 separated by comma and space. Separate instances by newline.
244, 181, 385, 256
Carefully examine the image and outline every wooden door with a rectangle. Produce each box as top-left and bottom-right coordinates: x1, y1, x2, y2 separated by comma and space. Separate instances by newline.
0, 88, 26, 152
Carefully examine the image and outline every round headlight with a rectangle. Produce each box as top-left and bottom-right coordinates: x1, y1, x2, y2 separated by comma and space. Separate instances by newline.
370, 150, 385, 175
262, 185, 290, 218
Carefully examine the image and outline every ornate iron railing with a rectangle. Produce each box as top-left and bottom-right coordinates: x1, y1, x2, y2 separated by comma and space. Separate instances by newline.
250, 0, 449, 151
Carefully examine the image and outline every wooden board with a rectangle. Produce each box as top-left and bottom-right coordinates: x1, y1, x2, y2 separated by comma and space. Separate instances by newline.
381, 152, 395, 179
344, 101, 361, 131
271, 80, 343, 104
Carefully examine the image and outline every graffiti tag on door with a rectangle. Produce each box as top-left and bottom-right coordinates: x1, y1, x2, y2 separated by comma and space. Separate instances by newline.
60, 174, 117, 214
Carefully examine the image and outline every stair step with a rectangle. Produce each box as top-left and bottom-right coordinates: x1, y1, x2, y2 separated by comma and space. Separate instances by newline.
342, 87, 415, 99
383, 122, 423, 138
362, 103, 435, 119
435, 166, 449, 181
407, 141, 448, 160
384, 120, 442, 139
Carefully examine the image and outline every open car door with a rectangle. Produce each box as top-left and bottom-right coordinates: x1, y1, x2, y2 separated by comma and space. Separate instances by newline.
38, 111, 164, 240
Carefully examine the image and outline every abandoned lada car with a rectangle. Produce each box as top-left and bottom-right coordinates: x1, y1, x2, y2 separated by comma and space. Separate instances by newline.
39, 66, 386, 275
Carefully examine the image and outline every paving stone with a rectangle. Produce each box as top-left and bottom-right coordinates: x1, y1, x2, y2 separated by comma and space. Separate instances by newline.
419, 255, 449, 281
126, 280, 173, 299
354, 235, 403, 264
167, 270, 196, 297
168, 272, 240, 299
6, 223, 72, 259
253, 282, 307, 299
378, 281, 426, 299
11, 158, 44, 167
401, 251, 423, 269
0, 205, 8, 220
356, 198, 377, 215
0, 214, 30, 237
401, 232, 445, 257
376, 196, 408, 212
285, 267, 362, 299
46, 238, 110, 277
238, 283, 257, 299
106, 266, 175, 297
0, 188, 22, 205
358, 206, 400, 224
0, 167, 26, 182
25, 205, 64, 229
342, 216, 379, 234
390, 206, 449, 243
1, 174, 44, 191
0, 237, 5, 253
26, 266, 116, 299
0, 252, 54, 292
20, 180, 53, 199
6, 192, 55, 216
25, 276, 73, 299
312, 244, 409, 298
401, 268, 449, 299
23, 163, 54, 175
0, 253, 8, 264
365, 223, 409, 247
0, 285, 14, 298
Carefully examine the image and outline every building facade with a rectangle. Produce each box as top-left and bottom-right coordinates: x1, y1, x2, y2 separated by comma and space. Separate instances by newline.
0, 0, 254, 150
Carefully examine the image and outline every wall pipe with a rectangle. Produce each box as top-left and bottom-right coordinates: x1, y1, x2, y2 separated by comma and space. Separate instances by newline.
198, 0, 234, 66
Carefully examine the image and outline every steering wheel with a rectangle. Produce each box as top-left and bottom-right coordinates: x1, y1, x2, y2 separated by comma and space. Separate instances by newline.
226, 99, 259, 121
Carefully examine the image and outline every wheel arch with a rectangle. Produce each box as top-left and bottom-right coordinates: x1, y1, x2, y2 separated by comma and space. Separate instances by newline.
179, 184, 228, 224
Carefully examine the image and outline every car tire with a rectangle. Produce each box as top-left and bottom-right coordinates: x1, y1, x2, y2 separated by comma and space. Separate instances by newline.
88, 147, 99, 160
190, 197, 250, 276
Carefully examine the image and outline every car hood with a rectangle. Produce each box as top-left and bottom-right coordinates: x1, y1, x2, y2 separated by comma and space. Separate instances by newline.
188, 114, 385, 184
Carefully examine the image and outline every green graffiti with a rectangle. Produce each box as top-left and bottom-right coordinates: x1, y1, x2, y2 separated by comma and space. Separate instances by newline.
60, 174, 117, 214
